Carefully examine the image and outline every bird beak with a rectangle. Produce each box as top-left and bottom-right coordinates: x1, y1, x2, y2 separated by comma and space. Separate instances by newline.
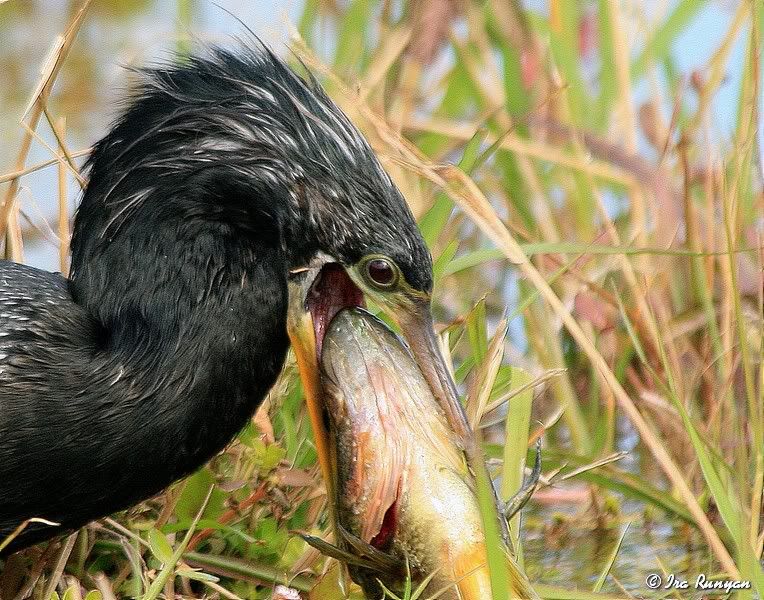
285, 266, 334, 495
391, 298, 471, 444
285, 263, 365, 500
286, 263, 470, 489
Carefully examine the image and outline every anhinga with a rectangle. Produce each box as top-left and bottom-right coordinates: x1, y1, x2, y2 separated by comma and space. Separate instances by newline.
0, 45, 466, 554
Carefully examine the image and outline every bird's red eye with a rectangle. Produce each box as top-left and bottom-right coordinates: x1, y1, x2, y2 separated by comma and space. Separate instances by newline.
366, 258, 397, 288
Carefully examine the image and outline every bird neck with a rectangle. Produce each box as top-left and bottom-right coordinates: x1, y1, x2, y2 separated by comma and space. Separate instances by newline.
68, 211, 289, 473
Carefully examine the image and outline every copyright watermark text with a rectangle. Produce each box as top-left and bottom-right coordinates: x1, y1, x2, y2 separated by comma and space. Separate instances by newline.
645, 573, 751, 593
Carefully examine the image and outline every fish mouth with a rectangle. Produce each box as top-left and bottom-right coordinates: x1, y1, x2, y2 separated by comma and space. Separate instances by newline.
286, 262, 364, 500
303, 263, 365, 358
286, 270, 408, 559
306, 308, 494, 598
288, 289, 540, 600
286, 268, 408, 593
369, 494, 398, 550
311, 307, 415, 580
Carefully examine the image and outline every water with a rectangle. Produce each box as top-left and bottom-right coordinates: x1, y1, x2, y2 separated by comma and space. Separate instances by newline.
523, 505, 714, 594
520, 419, 717, 594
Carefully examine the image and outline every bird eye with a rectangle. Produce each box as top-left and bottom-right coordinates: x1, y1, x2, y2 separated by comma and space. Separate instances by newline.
363, 257, 399, 290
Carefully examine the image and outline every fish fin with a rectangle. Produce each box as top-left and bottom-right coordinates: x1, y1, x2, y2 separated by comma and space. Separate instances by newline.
335, 524, 401, 573
502, 439, 542, 521
299, 533, 393, 573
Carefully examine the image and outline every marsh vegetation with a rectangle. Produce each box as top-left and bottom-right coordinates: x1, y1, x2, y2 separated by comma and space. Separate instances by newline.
0, 0, 762, 598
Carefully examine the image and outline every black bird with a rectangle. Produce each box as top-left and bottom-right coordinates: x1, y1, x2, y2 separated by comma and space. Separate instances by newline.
0, 45, 466, 554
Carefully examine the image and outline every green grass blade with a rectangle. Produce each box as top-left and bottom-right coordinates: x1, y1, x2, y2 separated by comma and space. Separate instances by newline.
592, 522, 630, 592
141, 485, 213, 600
473, 443, 511, 600
333, 0, 371, 69
419, 127, 489, 248
500, 367, 535, 564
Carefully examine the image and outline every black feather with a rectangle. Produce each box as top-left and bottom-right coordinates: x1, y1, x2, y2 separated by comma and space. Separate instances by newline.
0, 44, 430, 553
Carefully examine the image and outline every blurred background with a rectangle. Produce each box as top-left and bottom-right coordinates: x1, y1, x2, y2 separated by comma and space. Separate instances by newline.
1, 0, 762, 597
0, 0, 756, 270
1, 0, 303, 269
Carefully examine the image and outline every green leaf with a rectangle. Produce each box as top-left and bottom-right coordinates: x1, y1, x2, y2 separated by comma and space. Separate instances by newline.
418, 193, 452, 248
162, 519, 256, 544
441, 242, 757, 279
432, 239, 459, 283
141, 486, 214, 600
418, 127, 488, 248
148, 528, 174, 565
545, 2, 590, 126
595, 0, 617, 128
500, 367, 535, 562
334, 0, 371, 69
612, 283, 647, 365
473, 446, 510, 600
459, 126, 490, 173
465, 298, 489, 363
298, 0, 319, 42
497, 39, 531, 123
175, 469, 224, 521
175, 568, 220, 583
260, 442, 286, 473
183, 552, 315, 593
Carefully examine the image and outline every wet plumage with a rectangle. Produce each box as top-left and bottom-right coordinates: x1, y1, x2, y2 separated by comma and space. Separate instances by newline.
0, 44, 432, 553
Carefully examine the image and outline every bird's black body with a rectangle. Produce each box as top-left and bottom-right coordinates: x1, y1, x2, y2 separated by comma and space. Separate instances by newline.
0, 45, 431, 553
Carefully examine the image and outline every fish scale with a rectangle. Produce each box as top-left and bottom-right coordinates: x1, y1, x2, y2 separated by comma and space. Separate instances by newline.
319, 308, 502, 599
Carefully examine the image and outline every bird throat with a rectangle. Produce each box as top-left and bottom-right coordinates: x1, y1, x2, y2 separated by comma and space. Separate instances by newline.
306, 263, 365, 357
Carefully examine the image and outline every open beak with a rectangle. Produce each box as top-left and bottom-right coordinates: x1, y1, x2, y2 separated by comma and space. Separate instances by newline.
287, 263, 471, 476
286, 262, 366, 500
393, 298, 471, 444
285, 265, 336, 498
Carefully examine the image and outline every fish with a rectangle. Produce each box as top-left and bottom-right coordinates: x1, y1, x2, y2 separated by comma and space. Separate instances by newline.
303, 307, 539, 599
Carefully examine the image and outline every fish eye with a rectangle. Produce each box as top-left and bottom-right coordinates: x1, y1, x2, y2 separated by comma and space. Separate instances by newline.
362, 256, 400, 290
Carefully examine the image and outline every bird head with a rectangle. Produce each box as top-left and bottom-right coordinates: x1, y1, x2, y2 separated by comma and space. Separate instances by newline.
70, 43, 467, 445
